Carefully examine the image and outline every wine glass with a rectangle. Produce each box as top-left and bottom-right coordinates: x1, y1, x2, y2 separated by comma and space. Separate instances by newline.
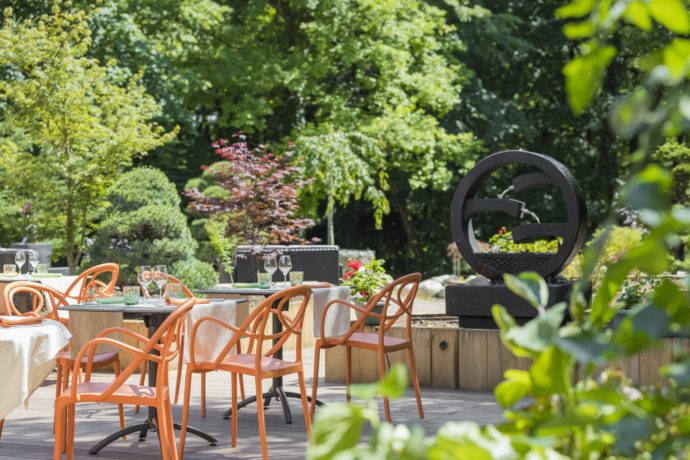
137, 266, 153, 298
264, 254, 277, 287
28, 250, 39, 274
279, 255, 292, 286
153, 265, 168, 305
15, 251, 25, 275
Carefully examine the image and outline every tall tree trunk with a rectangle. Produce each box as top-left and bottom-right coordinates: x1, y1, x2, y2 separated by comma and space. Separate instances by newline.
65, 181, 76, 275
326, 198, 335, 246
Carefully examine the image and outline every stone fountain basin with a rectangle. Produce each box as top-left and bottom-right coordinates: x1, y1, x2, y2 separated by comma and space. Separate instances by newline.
445, 280, 577, 328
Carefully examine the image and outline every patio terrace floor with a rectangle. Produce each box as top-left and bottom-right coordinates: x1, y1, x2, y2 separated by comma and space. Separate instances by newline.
0, 348, 502, 459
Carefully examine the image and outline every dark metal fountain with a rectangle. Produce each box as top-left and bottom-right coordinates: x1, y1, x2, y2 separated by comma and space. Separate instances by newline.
445, 150, 587, 328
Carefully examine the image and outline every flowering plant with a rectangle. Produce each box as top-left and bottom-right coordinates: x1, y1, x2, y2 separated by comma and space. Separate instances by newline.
341, 258, 393, 303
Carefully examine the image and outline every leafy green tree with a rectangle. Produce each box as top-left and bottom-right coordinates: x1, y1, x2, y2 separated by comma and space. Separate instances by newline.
87, 167, 217, 289
296, 131, 389, 245
0, 6, 176, 273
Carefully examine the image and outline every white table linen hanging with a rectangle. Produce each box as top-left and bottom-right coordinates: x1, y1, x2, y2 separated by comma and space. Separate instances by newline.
0, 318, 71, 419
184, 300, 238, 363
312, 286, 352, 339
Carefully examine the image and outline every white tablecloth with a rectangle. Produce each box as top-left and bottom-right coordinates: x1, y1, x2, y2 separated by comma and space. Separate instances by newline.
312, 286, 352, 338
0, 319, 71, 419
184, 301, 237, 363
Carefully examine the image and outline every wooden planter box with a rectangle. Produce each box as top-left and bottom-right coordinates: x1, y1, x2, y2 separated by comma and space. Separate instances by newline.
325, 326, 689, 391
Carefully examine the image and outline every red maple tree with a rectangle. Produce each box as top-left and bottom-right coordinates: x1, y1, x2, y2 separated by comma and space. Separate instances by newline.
185, 133, 315, 246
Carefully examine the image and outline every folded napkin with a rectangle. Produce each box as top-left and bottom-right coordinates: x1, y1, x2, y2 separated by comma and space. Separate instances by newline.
184, 301, 237, 363
312, 286, 352, 339
29, 273, 62, 278
232, 282, 260, 289
96, 297, 125, 304
0, 315, 44, 327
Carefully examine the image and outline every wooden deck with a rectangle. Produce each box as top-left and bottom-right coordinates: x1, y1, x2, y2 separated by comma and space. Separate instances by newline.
0, 348, 502, 459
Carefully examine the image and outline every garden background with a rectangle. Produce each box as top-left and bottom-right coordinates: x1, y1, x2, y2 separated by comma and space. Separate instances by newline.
0, 0, 686, 284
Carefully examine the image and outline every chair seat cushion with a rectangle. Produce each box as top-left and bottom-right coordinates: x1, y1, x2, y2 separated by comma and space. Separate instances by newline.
57, 350, 120, 366
346, 332, 409, 351
220, 353, 301, 375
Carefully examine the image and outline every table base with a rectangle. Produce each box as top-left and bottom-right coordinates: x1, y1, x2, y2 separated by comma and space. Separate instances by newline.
222, 384, 323, 423
89, 416, 217, 455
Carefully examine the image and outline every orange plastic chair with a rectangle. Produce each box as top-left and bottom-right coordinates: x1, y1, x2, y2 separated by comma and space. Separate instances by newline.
3, 281, 127, 433
310, 273, 424, 423
53, 298, 196, 460
62, 263, 120, 303
179, 285, 314, 460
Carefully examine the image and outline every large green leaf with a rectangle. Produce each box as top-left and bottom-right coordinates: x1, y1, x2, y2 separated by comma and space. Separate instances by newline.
307, 403, 368, 459
563, 43, 617, 115
556, 0, 596, 18
504, 272, 549, 311
648, 0, 690, 33
495, 369, 532, 407
623, 1, 653, 30
556, 330, 621, 364
529, 346, 572, 397
504, 303, 567, 354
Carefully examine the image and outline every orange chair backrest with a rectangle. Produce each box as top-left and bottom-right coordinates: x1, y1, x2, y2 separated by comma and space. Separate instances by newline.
64, 263, 120, 302
73, 298, 196, 402
213, 285, 313, 368
3, 281, 69, 320
344, 273, 421, 340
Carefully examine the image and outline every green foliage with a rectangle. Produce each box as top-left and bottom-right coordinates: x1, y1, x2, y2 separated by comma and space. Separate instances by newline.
341, 259, 393, 303
87, 167, 214, 287
0, 5, 176, 272
563, 225, 644, 281
486, 227, 560, 254
296, 131, 390, 243
653, 139, 690, 206
170, 257, 217, 291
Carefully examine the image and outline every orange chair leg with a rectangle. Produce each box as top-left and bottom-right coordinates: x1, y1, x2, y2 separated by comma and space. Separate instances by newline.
53, 398, 67, 460
200, 372, 206, 418
345, 346, 352, 402
164, 397, 178, 460
297, 370, 312, 436
66, 404, 75, 460
135, 360, 147, 414
407, 346, 424, 419
55, 362, 62, 399
157, 401, 170, 460
239, 373, 246, 401
0, 418, 4, 439
310, 342, 321, 418
255, 379, 269, 460
113, 360, 126, 433
231, 372, 237, 448
378, 350, 391, 423
174, 348, 183, 405
178, 367, 194, 458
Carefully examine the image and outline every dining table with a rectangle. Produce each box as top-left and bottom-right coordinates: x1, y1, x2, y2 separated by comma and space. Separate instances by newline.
60, 300, 235, 455
199, 284, 351, 424
0, 318, 71, 422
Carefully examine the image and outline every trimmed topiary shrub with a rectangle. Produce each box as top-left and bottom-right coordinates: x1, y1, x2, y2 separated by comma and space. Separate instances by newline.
88, 167, 217, 289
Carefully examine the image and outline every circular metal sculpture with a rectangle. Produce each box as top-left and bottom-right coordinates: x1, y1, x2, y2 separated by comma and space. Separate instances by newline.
451, 150, 587, 281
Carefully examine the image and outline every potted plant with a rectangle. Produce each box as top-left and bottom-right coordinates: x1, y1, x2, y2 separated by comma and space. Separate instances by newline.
341, 259, 393, 325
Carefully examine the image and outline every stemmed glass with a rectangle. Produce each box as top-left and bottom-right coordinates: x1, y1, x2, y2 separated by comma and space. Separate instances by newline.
153, 265, 168, 305
28, 250, 39, 274
279, 255, 292, 286
137, 266, 153, 298
264, 254, 277, 287
15, 251, 25, 275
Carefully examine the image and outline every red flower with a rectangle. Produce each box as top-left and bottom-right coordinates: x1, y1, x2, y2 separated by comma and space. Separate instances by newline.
498, 228, 505, 235
343, 270, 354, 280
347, 260, 362, 271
